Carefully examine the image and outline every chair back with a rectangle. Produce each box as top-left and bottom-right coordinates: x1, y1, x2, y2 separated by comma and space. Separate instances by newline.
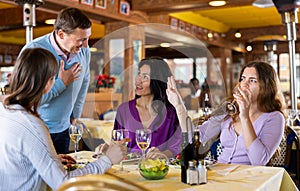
57, 173, 149, 191
269, 126, 300, 187
205, 138, 222, 161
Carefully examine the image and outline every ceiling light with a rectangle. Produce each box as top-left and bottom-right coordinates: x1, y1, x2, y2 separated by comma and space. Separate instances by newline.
45, 19, 56, 25
209, 1, 226, 7
90, 47, 98, 52
160, 43, 171, 48
252, 0, 274, 8
234, 30, 241, 38
246, 44, 253, 52
207, 32, 213, 39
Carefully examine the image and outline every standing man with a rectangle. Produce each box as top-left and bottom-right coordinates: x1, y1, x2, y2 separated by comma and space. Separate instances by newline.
19, 8, 92, 154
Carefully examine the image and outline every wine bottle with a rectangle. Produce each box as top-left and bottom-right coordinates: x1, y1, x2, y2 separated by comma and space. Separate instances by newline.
180, 132, 194, 183
193, 130, 206, 162
203, 93, 210, 116
181, 117, 194, 184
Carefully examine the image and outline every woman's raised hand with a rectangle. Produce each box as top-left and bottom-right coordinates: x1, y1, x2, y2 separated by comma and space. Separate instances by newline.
166, 76, 182, 108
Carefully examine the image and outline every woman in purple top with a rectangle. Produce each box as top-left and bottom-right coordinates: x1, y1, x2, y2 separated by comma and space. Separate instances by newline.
114, 57, 182, 158
167, 61, 286, 166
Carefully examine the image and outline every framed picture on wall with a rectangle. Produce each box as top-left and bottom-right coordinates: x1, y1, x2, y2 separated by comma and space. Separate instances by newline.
95, 0, 106, 8
120, 1, 130, 15
81, 0, 94, 6
4, 55, 12, 64
170, 18, 178, 30
192, 25, 197, 34
179, 21, 185, 32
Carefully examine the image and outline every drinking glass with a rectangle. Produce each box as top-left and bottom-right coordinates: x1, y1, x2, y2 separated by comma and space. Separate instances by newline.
111, 129, 130, 173
135, 129, 152, 158
69, 123, 84, 160
286, 109, 297, 127
210, 86, 240, 118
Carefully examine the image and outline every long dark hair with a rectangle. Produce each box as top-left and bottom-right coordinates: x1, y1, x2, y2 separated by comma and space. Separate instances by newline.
4, 48, 58, 117
135, 57, 173, 114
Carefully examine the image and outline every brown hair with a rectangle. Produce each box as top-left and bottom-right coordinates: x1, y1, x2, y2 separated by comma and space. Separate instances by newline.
54, 7, 92, 34
228, 61, 285, 122
239, 61, 285, 113
4, 48, 58, 117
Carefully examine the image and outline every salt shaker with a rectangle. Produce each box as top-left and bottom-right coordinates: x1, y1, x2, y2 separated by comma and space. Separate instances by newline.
198, 160, 207, 184
187, 161, 198, 185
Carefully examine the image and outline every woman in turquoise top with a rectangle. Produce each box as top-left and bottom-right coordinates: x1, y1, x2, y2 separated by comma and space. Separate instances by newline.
114, 57, 182, 158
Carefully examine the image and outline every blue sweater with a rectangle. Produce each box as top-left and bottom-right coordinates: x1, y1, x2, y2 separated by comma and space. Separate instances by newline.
20, 33, 90, 133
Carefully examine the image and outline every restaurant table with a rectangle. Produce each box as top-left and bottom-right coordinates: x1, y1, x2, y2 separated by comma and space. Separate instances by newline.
70, 151, 299, 191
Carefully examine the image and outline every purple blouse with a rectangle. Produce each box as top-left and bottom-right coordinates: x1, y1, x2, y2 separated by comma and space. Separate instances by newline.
114, 99, 182, 156
199, 111, 285, 166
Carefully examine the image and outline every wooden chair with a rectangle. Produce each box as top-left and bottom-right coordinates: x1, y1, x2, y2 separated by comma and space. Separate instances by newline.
56, 173, 149, 191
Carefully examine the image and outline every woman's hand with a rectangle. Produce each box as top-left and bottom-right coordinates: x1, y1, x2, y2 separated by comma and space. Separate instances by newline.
146, 147, 163, 159
95, 143, 109, 154
105, 143, 127, 165
233, 85, 252, 118
58, 154, 76, 165
166, 76, 182, 108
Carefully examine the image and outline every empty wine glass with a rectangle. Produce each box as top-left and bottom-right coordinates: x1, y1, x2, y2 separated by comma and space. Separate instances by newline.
111, 129, 130, 173
286, 109, 297, 127
210, 85, 240, 118
135, 129, 152, 158
69, 123, 84, 160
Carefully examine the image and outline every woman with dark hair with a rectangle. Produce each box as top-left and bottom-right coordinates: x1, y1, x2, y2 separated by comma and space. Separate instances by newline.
167, 61, 285, 166
114, 57, 182, 158
0, 48, 126, 190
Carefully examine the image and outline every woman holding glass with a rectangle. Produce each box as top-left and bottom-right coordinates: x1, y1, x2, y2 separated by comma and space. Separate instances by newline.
0, 48, 127, 191
113, 57, 182, 159
167, 61, 286, 166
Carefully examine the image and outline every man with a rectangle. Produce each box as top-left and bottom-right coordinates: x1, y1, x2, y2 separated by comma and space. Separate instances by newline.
190, 77, 201, 98
19, 8, 92, 154
183, 77, 201, 110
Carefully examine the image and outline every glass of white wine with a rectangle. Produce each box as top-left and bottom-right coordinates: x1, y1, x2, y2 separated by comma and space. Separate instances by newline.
69, 123, 84, 160
111, 129, 130, 173
135, 129, 152, 158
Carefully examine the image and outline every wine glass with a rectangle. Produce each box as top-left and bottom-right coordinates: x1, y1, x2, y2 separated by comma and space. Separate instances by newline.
69, 123, 84, 160
210, 86, 240, 118
135, 129, 152, 158
286, 109, 297, 127
111, 129, 130, 173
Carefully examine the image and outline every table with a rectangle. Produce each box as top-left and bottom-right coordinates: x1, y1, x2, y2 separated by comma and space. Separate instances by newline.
72, 151, 298, 191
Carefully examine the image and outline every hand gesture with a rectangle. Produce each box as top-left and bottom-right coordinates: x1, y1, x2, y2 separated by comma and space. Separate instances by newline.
58, 60, 81, 86
166, 76, 182, 108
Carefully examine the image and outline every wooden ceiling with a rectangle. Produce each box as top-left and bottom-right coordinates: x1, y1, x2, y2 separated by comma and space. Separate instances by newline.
0, 0, 299, 52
